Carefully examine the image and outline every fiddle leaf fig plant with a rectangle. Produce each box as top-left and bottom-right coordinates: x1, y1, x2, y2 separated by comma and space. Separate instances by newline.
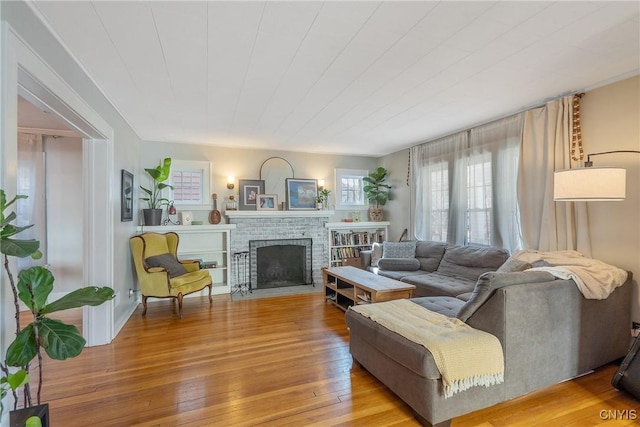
140, 157, 173, 209
363, 167, 391, 208
1, 189, 114, 414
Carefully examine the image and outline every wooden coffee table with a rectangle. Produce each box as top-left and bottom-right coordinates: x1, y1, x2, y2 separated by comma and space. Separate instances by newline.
323, 266, 416, 311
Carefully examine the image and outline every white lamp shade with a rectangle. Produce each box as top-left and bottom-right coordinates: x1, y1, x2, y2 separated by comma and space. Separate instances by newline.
554, 167, 626, 201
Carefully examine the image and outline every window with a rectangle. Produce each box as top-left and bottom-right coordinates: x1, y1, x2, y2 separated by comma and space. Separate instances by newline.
465, 155, 492, 246
412, 114, 523, 252
170, 160, 211, 208
334, 169, 367, 210
428, 162, 449, 242
172, 170, 202, 203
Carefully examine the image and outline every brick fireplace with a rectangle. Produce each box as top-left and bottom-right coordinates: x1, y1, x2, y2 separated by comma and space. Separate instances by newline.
226, 211, 332, 288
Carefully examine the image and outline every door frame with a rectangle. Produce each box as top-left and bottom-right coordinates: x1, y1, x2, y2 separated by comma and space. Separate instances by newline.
2, 24, 115, 346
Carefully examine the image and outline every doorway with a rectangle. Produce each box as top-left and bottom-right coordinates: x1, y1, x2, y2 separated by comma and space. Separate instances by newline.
17, 97, 85, 329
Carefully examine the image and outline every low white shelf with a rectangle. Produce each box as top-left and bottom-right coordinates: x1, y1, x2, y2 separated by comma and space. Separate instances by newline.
135, 224, 236, 295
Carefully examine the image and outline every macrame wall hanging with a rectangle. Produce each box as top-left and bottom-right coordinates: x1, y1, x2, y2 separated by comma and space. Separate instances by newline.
571, 93, 585, 162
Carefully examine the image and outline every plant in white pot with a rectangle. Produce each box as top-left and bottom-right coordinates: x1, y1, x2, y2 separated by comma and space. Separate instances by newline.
1, 190, 114, 426
140, 158, 173, 226
363, 167, 391, 221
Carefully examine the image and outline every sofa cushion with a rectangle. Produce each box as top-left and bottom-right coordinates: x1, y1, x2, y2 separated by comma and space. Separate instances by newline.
436, 246, 510, 281
411, 296, 465, 318
145, 253, 188, 278
414, 241, 447, 272
457, 271, 557, 322
401, 272, 477, 298
497, 257, 532, 273
382, 241, 417, 258
373, 268, 426, 281
378, 257, 421, 271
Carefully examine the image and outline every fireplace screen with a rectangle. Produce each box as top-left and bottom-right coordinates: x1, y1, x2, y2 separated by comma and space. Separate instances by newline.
249, 238, 313, 288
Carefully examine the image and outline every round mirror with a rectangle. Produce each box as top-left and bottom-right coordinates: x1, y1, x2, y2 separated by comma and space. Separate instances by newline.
260, 157, 294, 208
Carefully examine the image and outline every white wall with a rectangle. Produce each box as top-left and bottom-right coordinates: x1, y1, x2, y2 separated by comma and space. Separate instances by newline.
580, 75, 640, 322
45, 136, 83, 294
138, 141, 380, 224
1, 0, 143, 374
380, 148, 411, 241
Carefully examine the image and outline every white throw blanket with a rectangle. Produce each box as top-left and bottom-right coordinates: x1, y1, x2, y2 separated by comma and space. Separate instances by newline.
351, 299, 504, 398
511, 249, 628, 299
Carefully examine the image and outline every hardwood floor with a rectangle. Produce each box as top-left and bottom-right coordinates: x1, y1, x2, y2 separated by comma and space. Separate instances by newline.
21, 293, 640, 426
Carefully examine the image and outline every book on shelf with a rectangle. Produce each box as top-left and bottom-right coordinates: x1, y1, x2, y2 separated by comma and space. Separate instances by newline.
331, 229, 386, 247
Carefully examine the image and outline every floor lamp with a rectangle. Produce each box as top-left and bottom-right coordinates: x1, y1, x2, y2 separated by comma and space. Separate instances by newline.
554, 150, 640, 201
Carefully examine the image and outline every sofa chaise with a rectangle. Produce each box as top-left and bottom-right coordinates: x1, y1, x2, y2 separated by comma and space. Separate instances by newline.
347, 241, 632, 426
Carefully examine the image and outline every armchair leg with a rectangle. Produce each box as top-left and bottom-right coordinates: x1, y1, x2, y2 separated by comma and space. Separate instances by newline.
142, 295, 148, 315
177, 294, 184, 318
208, 283, 213, 304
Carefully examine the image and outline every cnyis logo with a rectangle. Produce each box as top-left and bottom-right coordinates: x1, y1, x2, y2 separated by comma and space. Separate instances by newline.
599, 409, 637, 420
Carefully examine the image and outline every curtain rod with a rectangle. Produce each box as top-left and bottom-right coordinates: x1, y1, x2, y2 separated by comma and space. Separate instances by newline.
407, 91, 586, 151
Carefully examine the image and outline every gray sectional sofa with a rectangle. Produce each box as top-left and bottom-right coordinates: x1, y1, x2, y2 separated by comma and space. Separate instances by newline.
348, 240, 632, 426
362, 240, 510, 299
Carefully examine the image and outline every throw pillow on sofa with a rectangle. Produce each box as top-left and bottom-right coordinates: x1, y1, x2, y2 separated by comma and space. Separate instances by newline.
378, 257, 421, 271
382, 241, 417, 259
145, 253, 188, 278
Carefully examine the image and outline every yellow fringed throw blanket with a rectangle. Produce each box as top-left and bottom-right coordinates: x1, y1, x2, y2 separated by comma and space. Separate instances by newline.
351, 299, 504, 398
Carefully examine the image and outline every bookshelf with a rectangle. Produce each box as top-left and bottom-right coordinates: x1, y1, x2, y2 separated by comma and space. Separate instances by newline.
136, 224, 235, 295
325, 221, 390, 268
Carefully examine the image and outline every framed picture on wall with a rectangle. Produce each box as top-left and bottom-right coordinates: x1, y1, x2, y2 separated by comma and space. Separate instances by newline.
286, 178, 318, 210
121, 169, 134, 222
239, 179, 265, 210
257, 194, 278, 211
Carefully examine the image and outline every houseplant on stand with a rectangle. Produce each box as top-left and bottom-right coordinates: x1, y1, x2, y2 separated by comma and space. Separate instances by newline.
1, 189, 114, 426
363, 167, 391, 221
140, 158, 173, 226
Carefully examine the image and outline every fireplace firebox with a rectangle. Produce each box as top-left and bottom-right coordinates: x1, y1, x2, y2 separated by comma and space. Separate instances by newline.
249, 238, 313, 289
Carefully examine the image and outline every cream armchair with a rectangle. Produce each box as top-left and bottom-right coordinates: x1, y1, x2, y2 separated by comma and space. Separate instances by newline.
130, 232, 212, 317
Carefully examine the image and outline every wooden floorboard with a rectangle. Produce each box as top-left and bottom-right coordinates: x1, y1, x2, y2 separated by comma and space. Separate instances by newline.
16, 293, 639, 426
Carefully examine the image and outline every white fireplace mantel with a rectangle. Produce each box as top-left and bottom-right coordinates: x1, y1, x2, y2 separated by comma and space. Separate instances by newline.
226, 210, 334, 219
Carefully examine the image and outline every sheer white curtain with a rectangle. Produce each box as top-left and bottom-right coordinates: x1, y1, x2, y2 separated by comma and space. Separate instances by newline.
16, 133, 46, 269
517, 97, 591, 255
411, 114, 523, 252
469, 114, 523, 251
411, 131, 467, 243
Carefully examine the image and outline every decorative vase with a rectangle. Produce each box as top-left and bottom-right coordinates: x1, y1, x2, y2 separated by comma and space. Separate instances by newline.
143, 208, 163, 226
10, 403, 50, 427
369, 207, 384, 221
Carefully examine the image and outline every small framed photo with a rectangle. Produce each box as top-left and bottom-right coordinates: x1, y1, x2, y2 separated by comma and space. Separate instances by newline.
239, 179, 265, 210
286, 178, 318, 210
257, 194, 278, 211
121, 169, 134, 222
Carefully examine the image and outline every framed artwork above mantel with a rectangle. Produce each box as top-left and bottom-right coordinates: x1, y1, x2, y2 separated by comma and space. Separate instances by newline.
239, 179, 265, 210
286, 178, 318, 210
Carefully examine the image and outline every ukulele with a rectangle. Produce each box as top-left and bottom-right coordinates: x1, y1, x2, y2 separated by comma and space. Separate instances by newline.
208, 193, 221, 224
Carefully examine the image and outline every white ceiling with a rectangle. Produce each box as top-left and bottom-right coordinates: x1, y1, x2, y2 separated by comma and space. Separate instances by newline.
27, 1, 639, 157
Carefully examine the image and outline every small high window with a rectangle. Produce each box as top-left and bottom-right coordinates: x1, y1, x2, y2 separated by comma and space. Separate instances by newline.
334, 168, 367, 210
170, 160, 211, 208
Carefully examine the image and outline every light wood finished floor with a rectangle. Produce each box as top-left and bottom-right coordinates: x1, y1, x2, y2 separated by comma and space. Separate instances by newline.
21, 293, 640, 426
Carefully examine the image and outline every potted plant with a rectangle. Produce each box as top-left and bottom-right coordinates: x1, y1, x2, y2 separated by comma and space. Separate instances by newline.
363, 167, 391, 221
139, 158, 173, 226
317, 188, 331, 210
1, 190, 114, 426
